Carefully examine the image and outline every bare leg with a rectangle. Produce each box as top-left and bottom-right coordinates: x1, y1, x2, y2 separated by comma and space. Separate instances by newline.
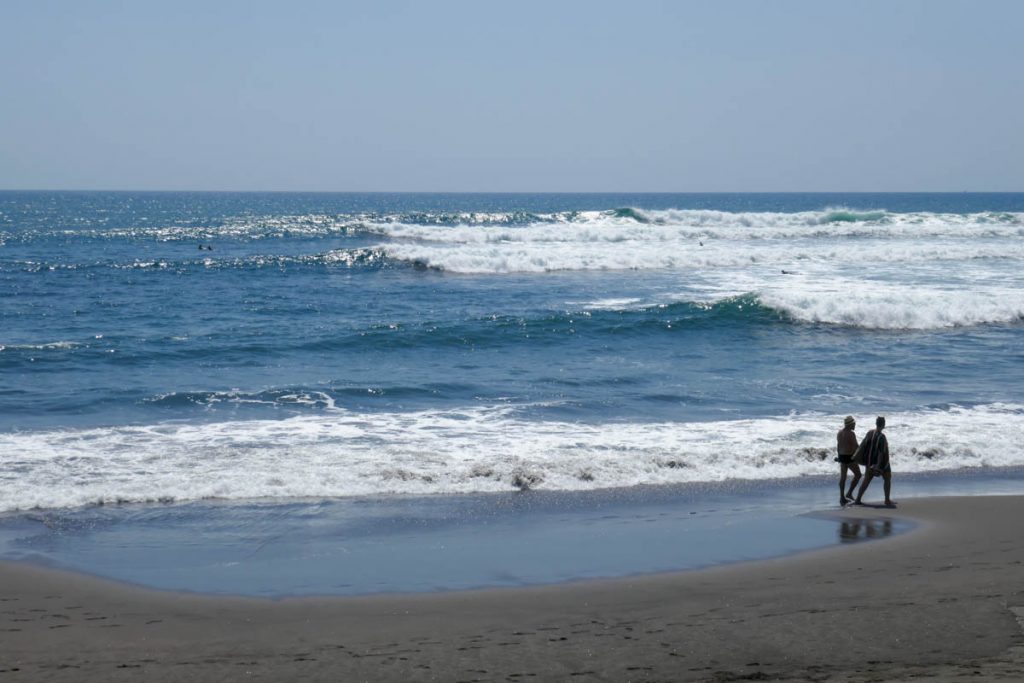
846, 464, 862, 500
883, 471, 895, 505
855, 471, 873, 504
839, 465, 849, 505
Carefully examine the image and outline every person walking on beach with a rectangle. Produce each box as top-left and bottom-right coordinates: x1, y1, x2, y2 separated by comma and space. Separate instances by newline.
853, 416, 896, 507
836, 415, 862, 506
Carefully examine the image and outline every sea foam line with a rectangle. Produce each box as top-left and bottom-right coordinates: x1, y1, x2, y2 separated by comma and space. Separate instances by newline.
1, 403, 1021, 512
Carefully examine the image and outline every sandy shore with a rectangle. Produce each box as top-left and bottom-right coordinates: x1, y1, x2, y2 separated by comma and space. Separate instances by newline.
2, 495, 1023, 682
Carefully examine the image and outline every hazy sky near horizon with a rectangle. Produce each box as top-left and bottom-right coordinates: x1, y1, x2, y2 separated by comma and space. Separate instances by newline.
2, 1, 1022, 192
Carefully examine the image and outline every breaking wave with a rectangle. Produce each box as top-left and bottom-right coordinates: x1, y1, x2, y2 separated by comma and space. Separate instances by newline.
5, 207, 1024, 244
6, 205, 1024, 333
2, 403, 1021, 513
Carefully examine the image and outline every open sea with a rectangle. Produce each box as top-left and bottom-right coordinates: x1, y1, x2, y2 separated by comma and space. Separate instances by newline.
2, 191, 1024, 594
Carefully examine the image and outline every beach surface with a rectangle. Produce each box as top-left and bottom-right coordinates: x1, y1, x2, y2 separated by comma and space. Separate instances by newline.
2, 495, 1023, 682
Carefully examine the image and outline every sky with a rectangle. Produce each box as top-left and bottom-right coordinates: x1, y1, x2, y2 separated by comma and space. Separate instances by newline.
1, 0, 1022, 192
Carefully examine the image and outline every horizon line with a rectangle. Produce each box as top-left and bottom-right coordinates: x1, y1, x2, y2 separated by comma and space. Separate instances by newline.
1, 189, 1020, 195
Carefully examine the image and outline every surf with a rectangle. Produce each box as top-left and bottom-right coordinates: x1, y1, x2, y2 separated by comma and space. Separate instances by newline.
3, 402, 1022, 513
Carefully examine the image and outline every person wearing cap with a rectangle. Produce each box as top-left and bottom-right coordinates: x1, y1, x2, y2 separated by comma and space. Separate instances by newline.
853, 416, 896, 507
836, 415, 862, 506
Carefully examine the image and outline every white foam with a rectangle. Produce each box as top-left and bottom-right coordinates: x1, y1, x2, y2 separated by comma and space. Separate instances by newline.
365, 209, 1024, 245
577, 298, 648, 311
0, 340, 81, 352
380, 234, 1024, 274
2, 403, 1021, 512
758, 280, 1024, 329
359, 209, 1024, 330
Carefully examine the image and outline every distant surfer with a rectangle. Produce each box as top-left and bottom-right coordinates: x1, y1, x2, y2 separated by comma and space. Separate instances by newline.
853, 416, 896, 507
836, 415, 862, 506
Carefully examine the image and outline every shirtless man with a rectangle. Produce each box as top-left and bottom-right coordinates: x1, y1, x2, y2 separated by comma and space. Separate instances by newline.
854, 416, 896, 507
836, 415, 862, 506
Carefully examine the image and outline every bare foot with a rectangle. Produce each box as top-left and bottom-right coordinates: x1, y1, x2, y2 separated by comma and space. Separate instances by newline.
884, 500, 898, 507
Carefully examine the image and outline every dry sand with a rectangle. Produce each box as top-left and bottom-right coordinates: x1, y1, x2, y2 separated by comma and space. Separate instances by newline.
2, 495, 1023, 682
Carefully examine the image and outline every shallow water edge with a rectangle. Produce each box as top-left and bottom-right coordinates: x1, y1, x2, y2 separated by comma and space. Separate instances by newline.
2, 468, 1021, 597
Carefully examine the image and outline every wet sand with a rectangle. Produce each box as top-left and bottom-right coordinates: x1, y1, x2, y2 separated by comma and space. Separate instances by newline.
2, 495, 1023, 681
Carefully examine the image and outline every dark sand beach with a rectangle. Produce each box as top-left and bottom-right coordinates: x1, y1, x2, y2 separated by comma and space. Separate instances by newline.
2, 495, 1023, 681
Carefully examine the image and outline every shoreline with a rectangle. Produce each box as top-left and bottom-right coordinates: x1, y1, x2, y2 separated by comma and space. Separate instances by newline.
5, 467, 1023, 598
3, 495, 1024, 681
0, 478, 902, 598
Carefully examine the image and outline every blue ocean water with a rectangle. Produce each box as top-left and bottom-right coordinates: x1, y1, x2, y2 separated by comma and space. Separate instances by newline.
2, 192, 1024, 512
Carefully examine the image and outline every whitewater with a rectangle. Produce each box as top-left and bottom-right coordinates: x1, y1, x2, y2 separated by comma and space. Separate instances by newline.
2, 402, 1023, 512
2, 191, 1023, 513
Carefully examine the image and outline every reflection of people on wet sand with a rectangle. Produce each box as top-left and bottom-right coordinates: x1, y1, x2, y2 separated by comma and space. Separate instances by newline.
866, 519, 893, 538
836, 415, 862, 506
839, 520, 862, 542
839, 519, 893, 543
854, 416, 896, 507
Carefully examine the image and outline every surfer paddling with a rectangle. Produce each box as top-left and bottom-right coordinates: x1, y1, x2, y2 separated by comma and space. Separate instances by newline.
836, 415, 862, 506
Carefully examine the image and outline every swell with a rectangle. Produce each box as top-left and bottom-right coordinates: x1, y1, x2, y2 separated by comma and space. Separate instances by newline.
814, 209, 888, 223
0, 296, 788, 372
3, 248, 397, 274
309, 296, 785, 349
5, 292, 1023, 375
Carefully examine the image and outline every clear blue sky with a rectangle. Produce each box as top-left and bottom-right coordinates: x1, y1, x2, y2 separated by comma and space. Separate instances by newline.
1, 0, 1021, 191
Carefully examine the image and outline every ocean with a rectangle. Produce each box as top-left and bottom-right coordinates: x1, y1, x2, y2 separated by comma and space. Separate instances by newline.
2, 191, 1024, 593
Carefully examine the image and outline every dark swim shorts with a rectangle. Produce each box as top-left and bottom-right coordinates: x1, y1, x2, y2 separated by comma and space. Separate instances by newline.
838, 453, 855, 465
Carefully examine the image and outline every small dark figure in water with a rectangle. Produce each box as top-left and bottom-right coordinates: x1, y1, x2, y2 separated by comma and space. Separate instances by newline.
836, 415, 862, 506
854, 416, 896, 507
